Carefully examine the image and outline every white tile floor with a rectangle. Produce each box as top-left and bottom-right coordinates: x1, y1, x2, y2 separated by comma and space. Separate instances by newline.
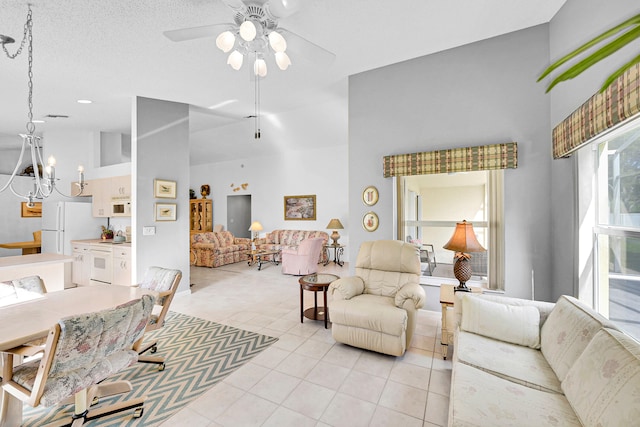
159, 261, 451, 427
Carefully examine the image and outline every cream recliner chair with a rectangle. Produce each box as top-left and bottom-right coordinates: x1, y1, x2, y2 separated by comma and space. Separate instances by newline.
328, 240, 425, 356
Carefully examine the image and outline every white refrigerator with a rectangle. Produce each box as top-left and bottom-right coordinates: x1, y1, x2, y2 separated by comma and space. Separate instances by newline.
41, 201, 105, 255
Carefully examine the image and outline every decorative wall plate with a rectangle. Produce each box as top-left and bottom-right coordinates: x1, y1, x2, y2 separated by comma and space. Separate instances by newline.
362, 185, 379, 206
362, 211, 379, 232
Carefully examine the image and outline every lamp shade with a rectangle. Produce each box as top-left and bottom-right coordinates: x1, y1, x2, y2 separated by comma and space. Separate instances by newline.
239, 20, 257, 41
216, 31, 235, 52
326, 219, 344, 230
254, 58, 267, 77
227, 50, 244, 70
249, 221, 264, 232
443, 220, 486, 253
275, 51, 291, 70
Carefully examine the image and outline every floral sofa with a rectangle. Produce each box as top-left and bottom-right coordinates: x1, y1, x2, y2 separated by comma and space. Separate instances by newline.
191, 231, 251, 268
448, 292, 640, 426
254, 229, 329, 264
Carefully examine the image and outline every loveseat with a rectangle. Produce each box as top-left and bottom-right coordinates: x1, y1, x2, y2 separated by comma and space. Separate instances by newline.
448, 292, 640, 426
255, 229, 329, 264
191, 231, 251, 268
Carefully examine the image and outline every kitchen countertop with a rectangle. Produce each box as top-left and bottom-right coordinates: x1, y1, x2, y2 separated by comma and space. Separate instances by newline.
0, 253, 73, 269
71, 239, 131, 247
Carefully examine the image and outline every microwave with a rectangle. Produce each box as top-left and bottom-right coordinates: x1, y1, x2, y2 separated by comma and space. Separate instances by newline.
111, 200, 132, 217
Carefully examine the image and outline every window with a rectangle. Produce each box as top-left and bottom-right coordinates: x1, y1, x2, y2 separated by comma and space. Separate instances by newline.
591, 118, 640, 340
395, 170, 504, 290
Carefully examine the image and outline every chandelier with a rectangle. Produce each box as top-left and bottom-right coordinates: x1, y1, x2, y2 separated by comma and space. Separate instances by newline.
0, 6, 86, 207
215, 4, 291, 77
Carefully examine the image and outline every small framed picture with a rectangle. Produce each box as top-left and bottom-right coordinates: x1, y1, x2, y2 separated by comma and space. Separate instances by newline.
21, 202, 42, 217
362, 186, 379, 206
362, 211, 379, 232
155, 203, 177, 221
154, 179, 177, 199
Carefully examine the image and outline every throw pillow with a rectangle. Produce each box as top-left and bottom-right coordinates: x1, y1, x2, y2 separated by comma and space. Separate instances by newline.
460, 295, 541, 349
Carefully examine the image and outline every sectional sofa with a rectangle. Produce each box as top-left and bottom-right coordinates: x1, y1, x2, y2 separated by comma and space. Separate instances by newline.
190, 231, 251, 268
448, 292, 640, 426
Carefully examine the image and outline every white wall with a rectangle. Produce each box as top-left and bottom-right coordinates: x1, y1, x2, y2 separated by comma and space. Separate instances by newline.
349, 24, 552, 308
191, 145, 350, 257
0, 176, 41, 257
133, 96, 190, 292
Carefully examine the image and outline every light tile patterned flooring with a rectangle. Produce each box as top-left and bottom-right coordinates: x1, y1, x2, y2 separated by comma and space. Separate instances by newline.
160, 261, 451, 427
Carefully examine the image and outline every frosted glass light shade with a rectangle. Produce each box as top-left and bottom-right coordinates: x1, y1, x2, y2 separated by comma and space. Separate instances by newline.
239, 20, 257, 41
254, 58, 267, 77
275, 51, 291, 70
216, 31, 235, 52
268, 31, 287, 52
227, 50, 244, 70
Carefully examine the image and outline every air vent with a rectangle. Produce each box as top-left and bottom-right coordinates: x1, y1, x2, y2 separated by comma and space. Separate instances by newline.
44, 114, 69, 119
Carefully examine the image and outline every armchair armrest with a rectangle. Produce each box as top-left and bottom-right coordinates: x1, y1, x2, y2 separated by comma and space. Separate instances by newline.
395, 282, 425, 310
255, 237, 267, 245
328, 276, 365, 300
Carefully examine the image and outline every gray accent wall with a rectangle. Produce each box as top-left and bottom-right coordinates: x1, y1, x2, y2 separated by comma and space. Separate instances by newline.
133, 96, 190, 293
349, 24, 553, 303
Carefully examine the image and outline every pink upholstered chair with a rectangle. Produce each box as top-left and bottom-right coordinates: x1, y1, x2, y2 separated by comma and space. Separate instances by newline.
281, 237, 325, 275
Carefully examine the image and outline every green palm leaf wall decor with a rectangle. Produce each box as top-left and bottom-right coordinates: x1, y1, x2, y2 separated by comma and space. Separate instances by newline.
538, 13, 640, 93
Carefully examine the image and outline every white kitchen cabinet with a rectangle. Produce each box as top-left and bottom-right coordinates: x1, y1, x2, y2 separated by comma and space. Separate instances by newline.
91, 175, 131, 217
71, 242, 92, 286
112, 245, 132, 286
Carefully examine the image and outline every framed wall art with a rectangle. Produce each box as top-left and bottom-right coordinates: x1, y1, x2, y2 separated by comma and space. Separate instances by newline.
284, 195, 316, 220
21, 202, 42, 217
155, 203, 177, 221
362, 211, 379, 232
154, 179, 177, 199
362, 185, 379, 206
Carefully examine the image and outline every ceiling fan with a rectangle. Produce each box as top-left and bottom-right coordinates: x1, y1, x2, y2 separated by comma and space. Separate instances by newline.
163, 0, 335, 77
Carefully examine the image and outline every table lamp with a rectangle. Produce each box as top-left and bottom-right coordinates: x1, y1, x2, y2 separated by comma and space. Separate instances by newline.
248, 221, 263, 250
326, 218, 344, 245
443, 220, 486, 292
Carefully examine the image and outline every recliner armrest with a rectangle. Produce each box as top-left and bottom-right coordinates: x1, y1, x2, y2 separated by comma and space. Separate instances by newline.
395, 282, 425, 310
329, 276, 365, 300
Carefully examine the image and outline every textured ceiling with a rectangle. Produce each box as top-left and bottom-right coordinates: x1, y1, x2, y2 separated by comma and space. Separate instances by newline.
0, 0, 566, 163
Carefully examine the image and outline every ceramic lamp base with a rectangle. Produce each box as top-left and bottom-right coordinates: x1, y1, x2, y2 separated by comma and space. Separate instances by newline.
331, 231, 340, 245
453, 257, 472, 291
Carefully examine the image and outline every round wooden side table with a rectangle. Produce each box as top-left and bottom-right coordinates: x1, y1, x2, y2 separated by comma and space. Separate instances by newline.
298, 273, 339, 329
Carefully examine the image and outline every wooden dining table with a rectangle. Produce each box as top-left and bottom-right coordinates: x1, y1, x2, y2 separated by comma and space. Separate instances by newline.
0, 285, 155, 427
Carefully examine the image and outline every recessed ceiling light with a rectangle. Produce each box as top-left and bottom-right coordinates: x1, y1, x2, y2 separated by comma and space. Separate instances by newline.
77, 99, 92, 104
32, 120, 45, 123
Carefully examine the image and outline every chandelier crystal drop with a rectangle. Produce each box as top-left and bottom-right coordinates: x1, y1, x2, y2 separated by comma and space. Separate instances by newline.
0, 5, 86, 206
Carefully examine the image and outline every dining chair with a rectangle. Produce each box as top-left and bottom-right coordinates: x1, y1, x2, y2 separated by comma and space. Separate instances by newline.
135, 266, 182, 371
1, 294, 154, 426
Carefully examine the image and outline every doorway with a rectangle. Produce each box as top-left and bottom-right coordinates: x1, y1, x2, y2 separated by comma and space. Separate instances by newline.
227, 195, 251, 238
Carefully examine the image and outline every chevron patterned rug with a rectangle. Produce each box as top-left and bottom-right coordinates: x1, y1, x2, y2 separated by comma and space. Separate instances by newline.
22, 312, 278, 426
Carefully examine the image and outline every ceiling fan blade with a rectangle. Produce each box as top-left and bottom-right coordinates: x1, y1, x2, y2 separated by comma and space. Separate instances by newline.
265, 0, 301, 19
278, 28, 335, 67
163, 23, 232, 42
220, 0, 248, 14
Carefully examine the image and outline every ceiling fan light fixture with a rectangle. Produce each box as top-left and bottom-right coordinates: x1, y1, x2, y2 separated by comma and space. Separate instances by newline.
239, 20, 257, 41
227, 50, 244, 70
268, 31, 287, 52
254, 58, 267, 77
216, 31, 236, 52
275, 51, 291, 70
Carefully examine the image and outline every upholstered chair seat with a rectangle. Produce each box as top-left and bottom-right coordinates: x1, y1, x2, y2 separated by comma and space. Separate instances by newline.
281, 237, 325, 275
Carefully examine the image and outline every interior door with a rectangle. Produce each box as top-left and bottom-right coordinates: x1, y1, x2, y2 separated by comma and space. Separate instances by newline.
227, 195, 251, 238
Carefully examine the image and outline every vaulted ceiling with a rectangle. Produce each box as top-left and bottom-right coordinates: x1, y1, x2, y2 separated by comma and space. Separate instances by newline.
0, 0, 566, 163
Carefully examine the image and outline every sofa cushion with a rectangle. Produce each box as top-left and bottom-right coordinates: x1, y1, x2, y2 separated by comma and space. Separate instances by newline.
455, 330, 562, 394
460, 295, 540, 349
450, 362, 581, 426
562, 328, 640, 427
329, 294, 406, 337
541, 295, 619, 382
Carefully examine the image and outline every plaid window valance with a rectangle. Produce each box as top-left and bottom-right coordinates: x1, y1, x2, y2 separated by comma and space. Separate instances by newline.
382, 142, 517, 178
553, 63, 640, 159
